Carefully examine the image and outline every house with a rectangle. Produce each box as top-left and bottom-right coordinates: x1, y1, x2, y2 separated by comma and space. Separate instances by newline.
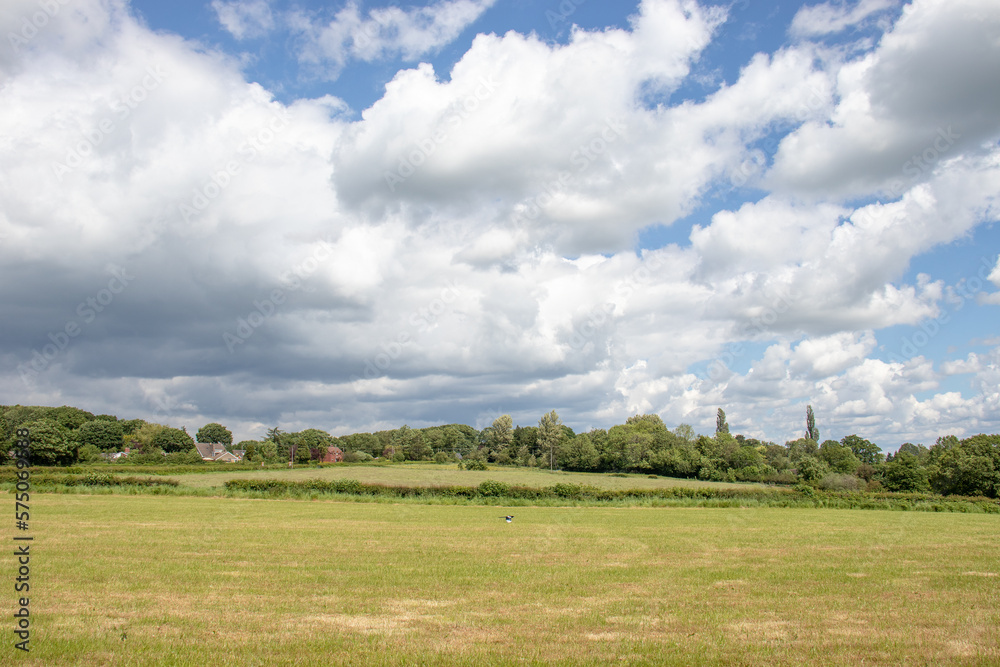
195, 442, 244, 462
310, 446, 344, 463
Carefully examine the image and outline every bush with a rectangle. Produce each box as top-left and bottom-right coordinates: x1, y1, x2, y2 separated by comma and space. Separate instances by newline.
464, 458, 488, 471
816, 473, 864, 492
478, 480, 510, 496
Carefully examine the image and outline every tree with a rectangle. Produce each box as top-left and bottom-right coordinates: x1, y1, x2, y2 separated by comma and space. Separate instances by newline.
795, 455, 828, 483
486, 415, 514, 456
259, 440, 278, 463
805, 405, 819, 442
818, 440, 860, 474
153, 427, 195, 453
120, 419, 146, 436
76, 419, 124, 452
716, 409, 729, 435
674, 424, 696, 443
293, 435, 312, 463
881, 452, 930, 492
538, 410, 564, 470
841, 435, 882, 466
125, 422, 166, 451
12, 418, 76, 465
236, 440, 259, 461
197, 422, 233, 446
558, 433, 600, 471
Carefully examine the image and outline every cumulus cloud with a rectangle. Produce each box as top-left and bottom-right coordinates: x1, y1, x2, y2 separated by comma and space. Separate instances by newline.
770, 0, 1000, 199
0, 0, 998, 446
212, 0, 275, 40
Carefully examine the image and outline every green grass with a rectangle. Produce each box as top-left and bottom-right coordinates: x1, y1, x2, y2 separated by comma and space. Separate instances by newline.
163, 462, 763, 491
10, 494, 999, 665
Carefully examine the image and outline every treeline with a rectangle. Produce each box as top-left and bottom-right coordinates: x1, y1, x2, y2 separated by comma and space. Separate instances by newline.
3, 404, 999, 499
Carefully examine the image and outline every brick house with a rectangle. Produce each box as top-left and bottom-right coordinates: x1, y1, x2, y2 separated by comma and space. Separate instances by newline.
310, 446, 344, 463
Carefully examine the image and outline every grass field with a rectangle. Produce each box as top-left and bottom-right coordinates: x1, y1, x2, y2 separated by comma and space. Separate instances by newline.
9, 494, 999, 665
162, 462, 763, 492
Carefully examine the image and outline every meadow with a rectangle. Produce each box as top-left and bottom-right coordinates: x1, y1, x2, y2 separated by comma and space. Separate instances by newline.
160, 462, 763, 491
9, 492, 999, 666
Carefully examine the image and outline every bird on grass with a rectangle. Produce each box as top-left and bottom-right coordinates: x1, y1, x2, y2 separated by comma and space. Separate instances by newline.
503, 515, 514, 523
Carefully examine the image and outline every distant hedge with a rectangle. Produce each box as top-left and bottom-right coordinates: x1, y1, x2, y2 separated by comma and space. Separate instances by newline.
221, 478, 1000, 512
0, 471, 179, 487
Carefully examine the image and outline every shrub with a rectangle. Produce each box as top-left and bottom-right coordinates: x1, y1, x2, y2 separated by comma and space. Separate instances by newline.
816, 473, 864, 492
478, 480, 510, 496
464, 458, 488, 471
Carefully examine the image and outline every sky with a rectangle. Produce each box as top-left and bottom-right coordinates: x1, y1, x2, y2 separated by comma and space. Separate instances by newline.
1, 0, 999, 450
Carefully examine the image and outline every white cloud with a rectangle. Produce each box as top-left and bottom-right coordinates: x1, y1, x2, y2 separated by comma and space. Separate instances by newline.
291, 0, 495, 77
770, 0, 1000, 199
790, 0, 898, 38
1, 0, 999, 448
212, 0, 275, 40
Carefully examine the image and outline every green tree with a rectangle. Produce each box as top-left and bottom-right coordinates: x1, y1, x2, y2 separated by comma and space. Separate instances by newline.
153, 427, 195, 454
819, 440, 861, 474
805, 405, 819, 442
236, 440, 259, 461
795, 455, 828, 483
259, 440, 278, 463
76, 419, 124, 452
716, 409, 729, 435
841, 434, 882, 466
120, 419, 146, 436
44, 405, 95, 431
197, 422, 233, 446
486, 415, 514, 456
674, 423, 696, 443
538, 410, 564, 470
881, 452, 930, 492
558, 433, 600, 470
125, 422, 165, 451
293, 436, 312, 463
12, 418, 76, 465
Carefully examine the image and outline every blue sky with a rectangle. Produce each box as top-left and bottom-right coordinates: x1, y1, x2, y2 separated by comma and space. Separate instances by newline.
1, 0, 998, 449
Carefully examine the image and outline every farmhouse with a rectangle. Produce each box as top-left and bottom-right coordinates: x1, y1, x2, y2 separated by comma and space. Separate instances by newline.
195, 442, 244, 462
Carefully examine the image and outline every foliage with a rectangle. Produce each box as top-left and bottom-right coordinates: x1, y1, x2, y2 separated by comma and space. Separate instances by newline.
881, 452, 931, 492
197, 422, 233, 446
10, 418, 77, 465
841, 434, 882, 466
119, 419, 146, 436
716, 408, 729, 435
152, 427, 195, 454
537, 410, 564, 470
76, 419, 124, 452
805, 405, 819, 442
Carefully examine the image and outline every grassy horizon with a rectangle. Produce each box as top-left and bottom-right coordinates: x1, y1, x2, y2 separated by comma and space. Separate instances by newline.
10, 494, 1000, 665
